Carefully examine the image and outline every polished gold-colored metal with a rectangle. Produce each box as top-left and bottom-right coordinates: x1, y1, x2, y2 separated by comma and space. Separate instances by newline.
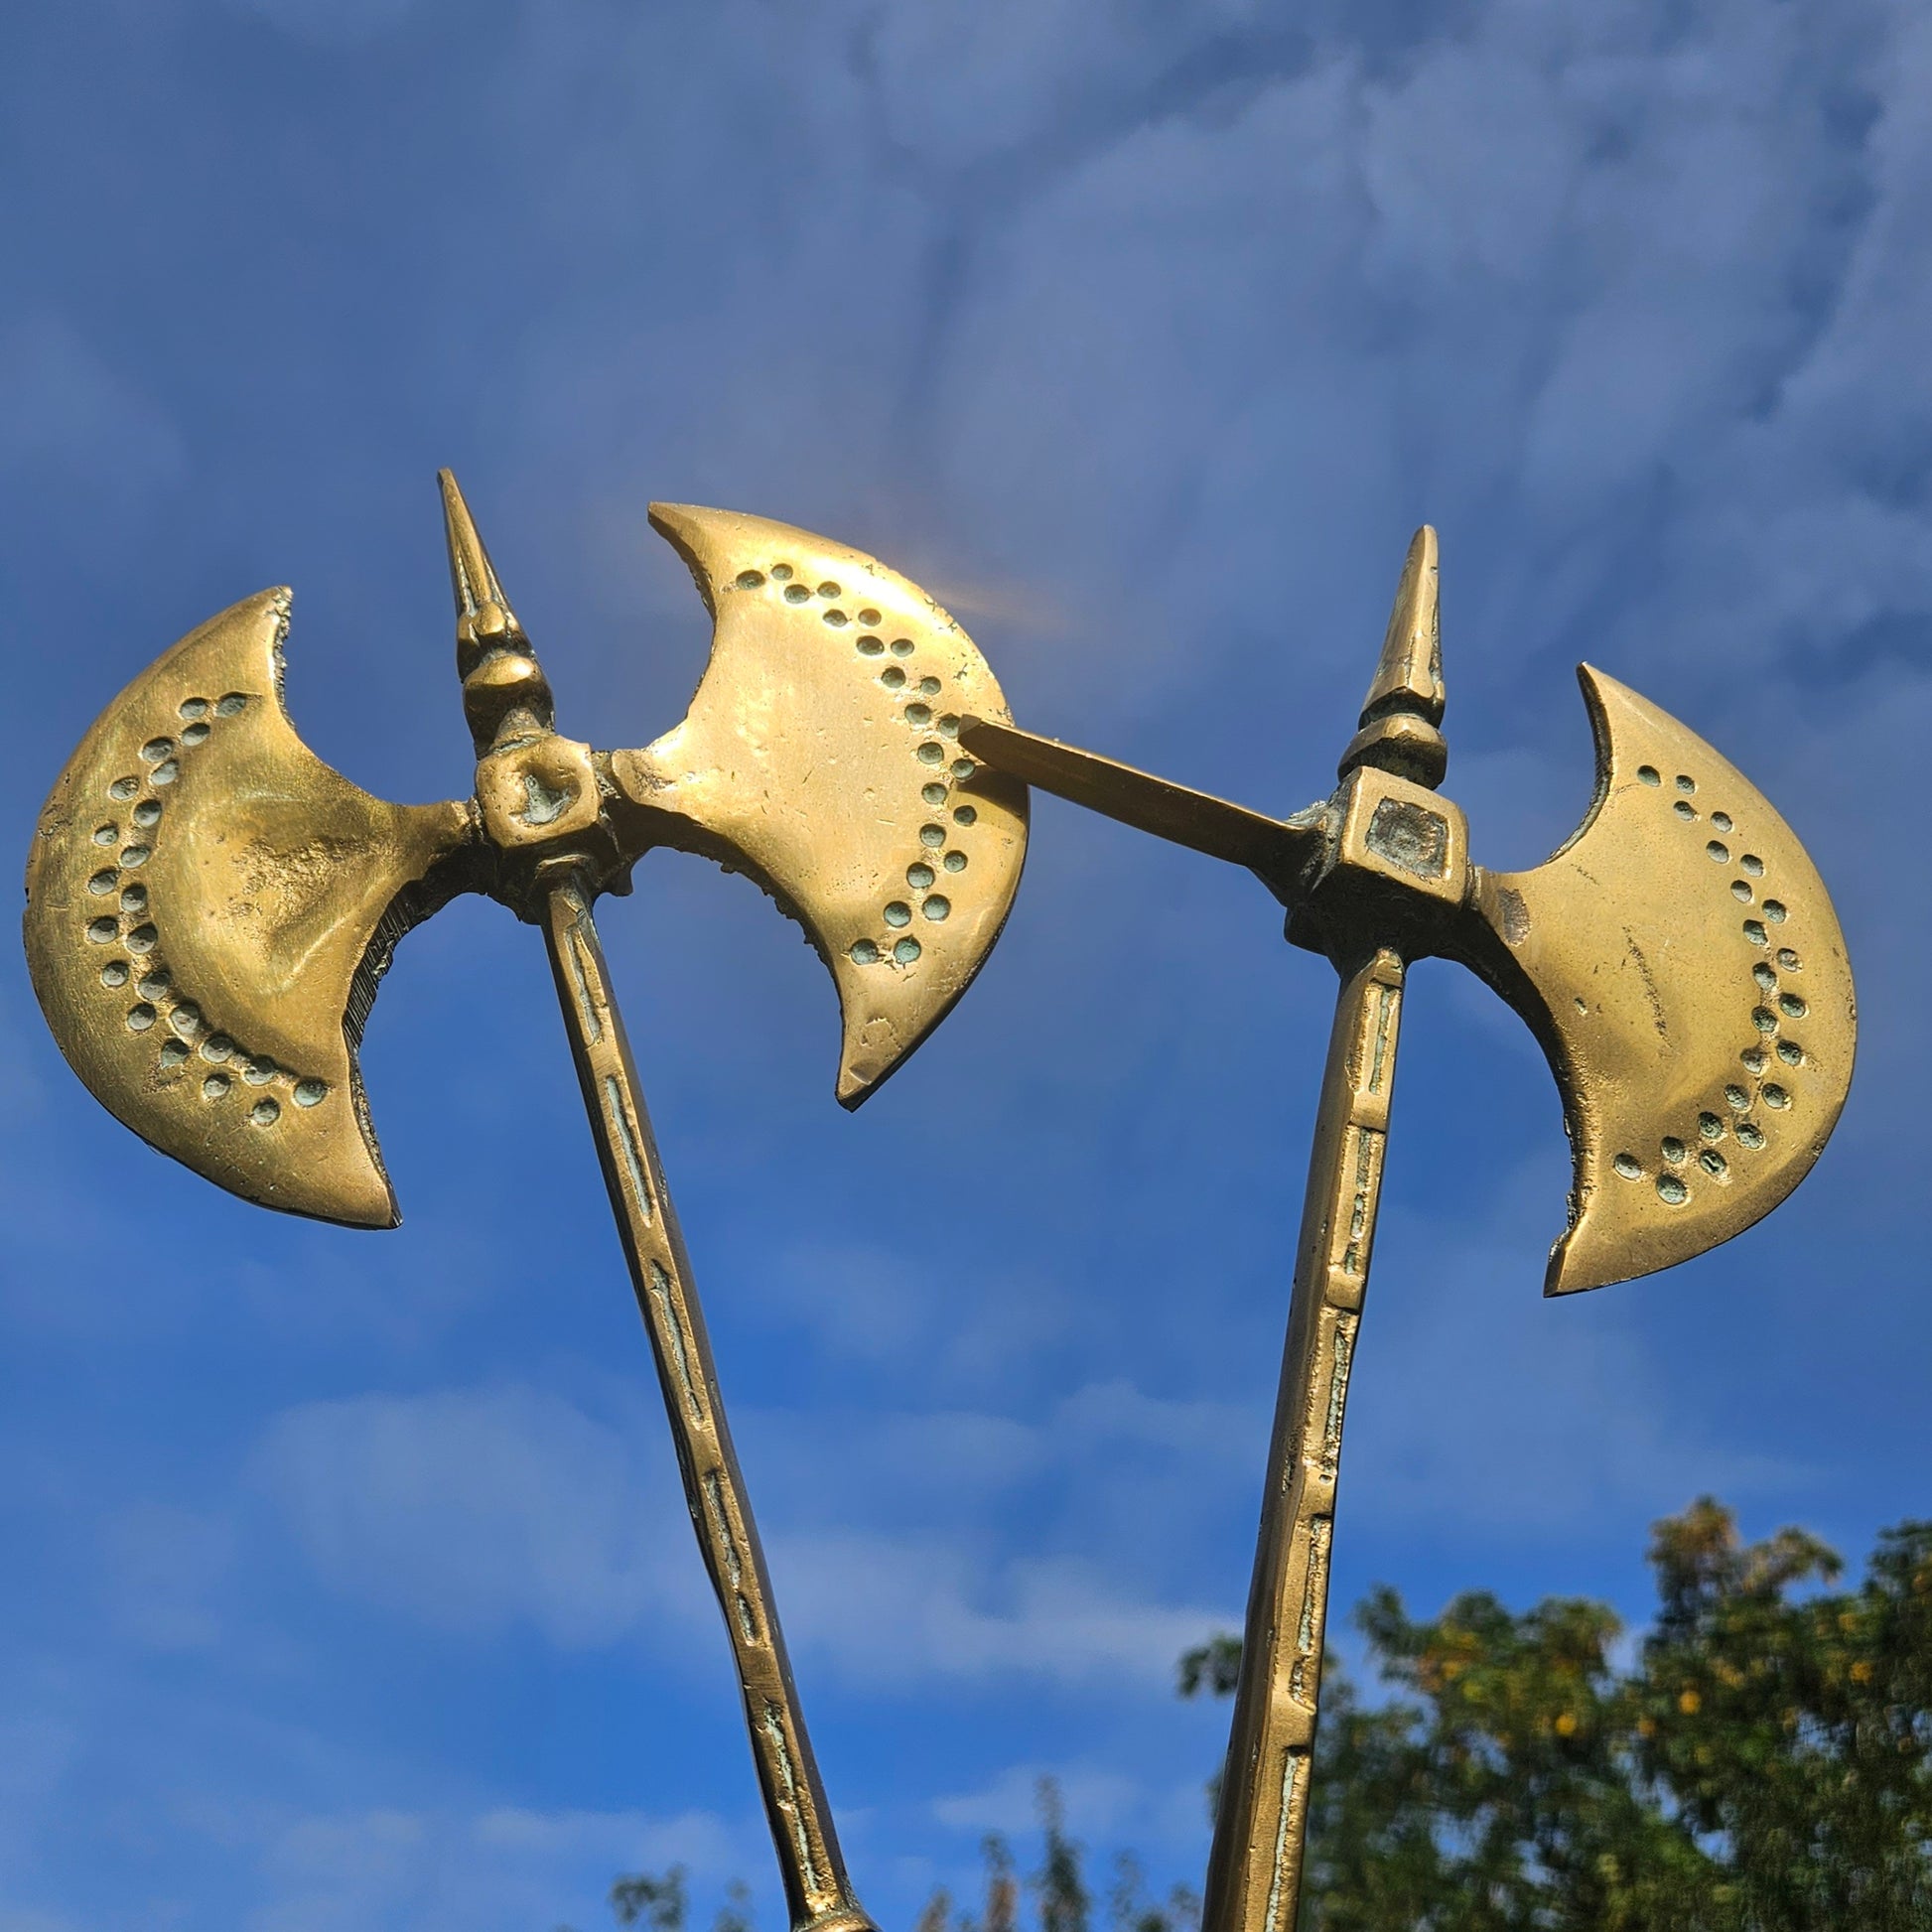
961, 525, 1857, 1932
22, 589, 475, 1226
1205, 945, 1404, 1932
957, 557, 1854, 1296
441, 479, 884, 1932
950, 716, 1318, 903
614, 506, 1026, 1103
22, 473, 1033, 1932
542, 878, 873, 1932
1337, 525, 1447, 788
1464, 667, 1855, 1293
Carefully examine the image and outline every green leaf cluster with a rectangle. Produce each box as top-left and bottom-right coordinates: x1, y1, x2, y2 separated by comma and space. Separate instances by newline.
1182, 1499, 1932, 1931
594, 1501, 1931, 1932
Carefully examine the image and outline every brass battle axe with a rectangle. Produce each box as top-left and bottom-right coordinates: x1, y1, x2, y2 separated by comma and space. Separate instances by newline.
958, 526, 1856, 1932
23, 475, 1028, 1932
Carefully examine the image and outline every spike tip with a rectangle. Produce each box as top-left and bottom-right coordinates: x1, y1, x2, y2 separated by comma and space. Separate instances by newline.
438, 470, 553, 753
1338, 525, 1447, 790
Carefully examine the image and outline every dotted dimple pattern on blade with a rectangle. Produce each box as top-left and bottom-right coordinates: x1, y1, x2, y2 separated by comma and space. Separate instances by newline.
624, 506, 1030, 1105
1472, 666, 1855, 1295
24, 591, 472, 1227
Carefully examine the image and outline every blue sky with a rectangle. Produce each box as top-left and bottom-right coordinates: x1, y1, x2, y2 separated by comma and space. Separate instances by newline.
2, 2, 1928, 1927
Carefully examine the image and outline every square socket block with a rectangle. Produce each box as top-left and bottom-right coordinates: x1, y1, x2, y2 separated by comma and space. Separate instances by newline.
477, 735, 604, 851
1330, 765, 1469, 906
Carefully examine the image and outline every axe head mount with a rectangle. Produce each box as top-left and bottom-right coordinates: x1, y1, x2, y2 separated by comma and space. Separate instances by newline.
960, 528, 1856, 1296
24, 481, 1028, 1227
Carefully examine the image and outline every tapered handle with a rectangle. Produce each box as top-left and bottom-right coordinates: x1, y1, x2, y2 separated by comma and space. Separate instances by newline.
541, 877, 876, 1932
1202, 947, 1406, 1932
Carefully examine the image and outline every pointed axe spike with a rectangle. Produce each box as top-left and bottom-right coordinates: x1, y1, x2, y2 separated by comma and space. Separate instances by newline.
1336, 525, 1448, 789
440, 469, 556, 751
612, 505, 1029, 1107
23, 590, 477, 1227
440, 467, 534, 656
1363, 524, 1443, 726
1463, 665, 1857, 1295
440, 468, 509, 625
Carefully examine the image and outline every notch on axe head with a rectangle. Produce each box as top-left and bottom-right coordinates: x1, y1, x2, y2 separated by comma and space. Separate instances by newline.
23, 474, 1028, 1932
958, 527, 1856, 1932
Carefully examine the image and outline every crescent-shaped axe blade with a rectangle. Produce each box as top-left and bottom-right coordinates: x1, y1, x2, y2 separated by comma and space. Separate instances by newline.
613, 506, 1029, 1107
1461, 666, 1856, 1296
23, 591, 476, 1228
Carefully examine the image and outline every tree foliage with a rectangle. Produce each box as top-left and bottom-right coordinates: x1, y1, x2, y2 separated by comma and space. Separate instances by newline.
599, 1501, 1931, 1932
610, 1866, 687, 1932
918, 1781, 1198, 1932
1184, 1498, 1932, 1931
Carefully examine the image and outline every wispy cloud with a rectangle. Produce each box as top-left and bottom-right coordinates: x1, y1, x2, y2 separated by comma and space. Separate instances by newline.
246, 1800, 737, 1932
771, 1532, 1227, 1690
254, 1385, 712, 1648
253, 1378, 1237, 1686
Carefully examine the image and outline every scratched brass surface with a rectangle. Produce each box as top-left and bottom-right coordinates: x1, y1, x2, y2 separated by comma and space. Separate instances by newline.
27, 487, 1025, 1224
615, 506, 1028, 1104
542, 879, 876, 1932
1465, 667, 1856, 1295
962, 583, 1856, 1300
1336, 526, 1448, 788
22, 590, 475, 1226
1202, 947, 1404, 1932
961, 525, 1858, 1932
952, 715, 1318, 902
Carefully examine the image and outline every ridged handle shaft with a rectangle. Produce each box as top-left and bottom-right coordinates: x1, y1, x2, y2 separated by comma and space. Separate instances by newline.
1202, 947, 1407, 1932
542, 879, 876, 1932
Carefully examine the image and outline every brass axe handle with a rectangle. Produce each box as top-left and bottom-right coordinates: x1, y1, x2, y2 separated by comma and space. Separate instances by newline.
1203, 946, 1404, 1932
541, 876, 875, 1932
956, 714, 1321, 904
958, 523, 1858, 1932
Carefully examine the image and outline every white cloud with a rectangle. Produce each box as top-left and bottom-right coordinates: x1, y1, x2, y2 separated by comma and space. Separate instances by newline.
769, 1532, 1226, 1691
253, 1379, 1237, 1691
8, 2, 1931, 1924
931, 1761, 1160, 1842
254, 1385, 709, 1648
748, 1238, 1081, 1386
247, 1801, 736, 1932
251, 1288, 1798, 1687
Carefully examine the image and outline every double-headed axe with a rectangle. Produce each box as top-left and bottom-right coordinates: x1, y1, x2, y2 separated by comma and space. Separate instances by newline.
957, 527, 1855, 1932
23, 475, 1029, 1932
